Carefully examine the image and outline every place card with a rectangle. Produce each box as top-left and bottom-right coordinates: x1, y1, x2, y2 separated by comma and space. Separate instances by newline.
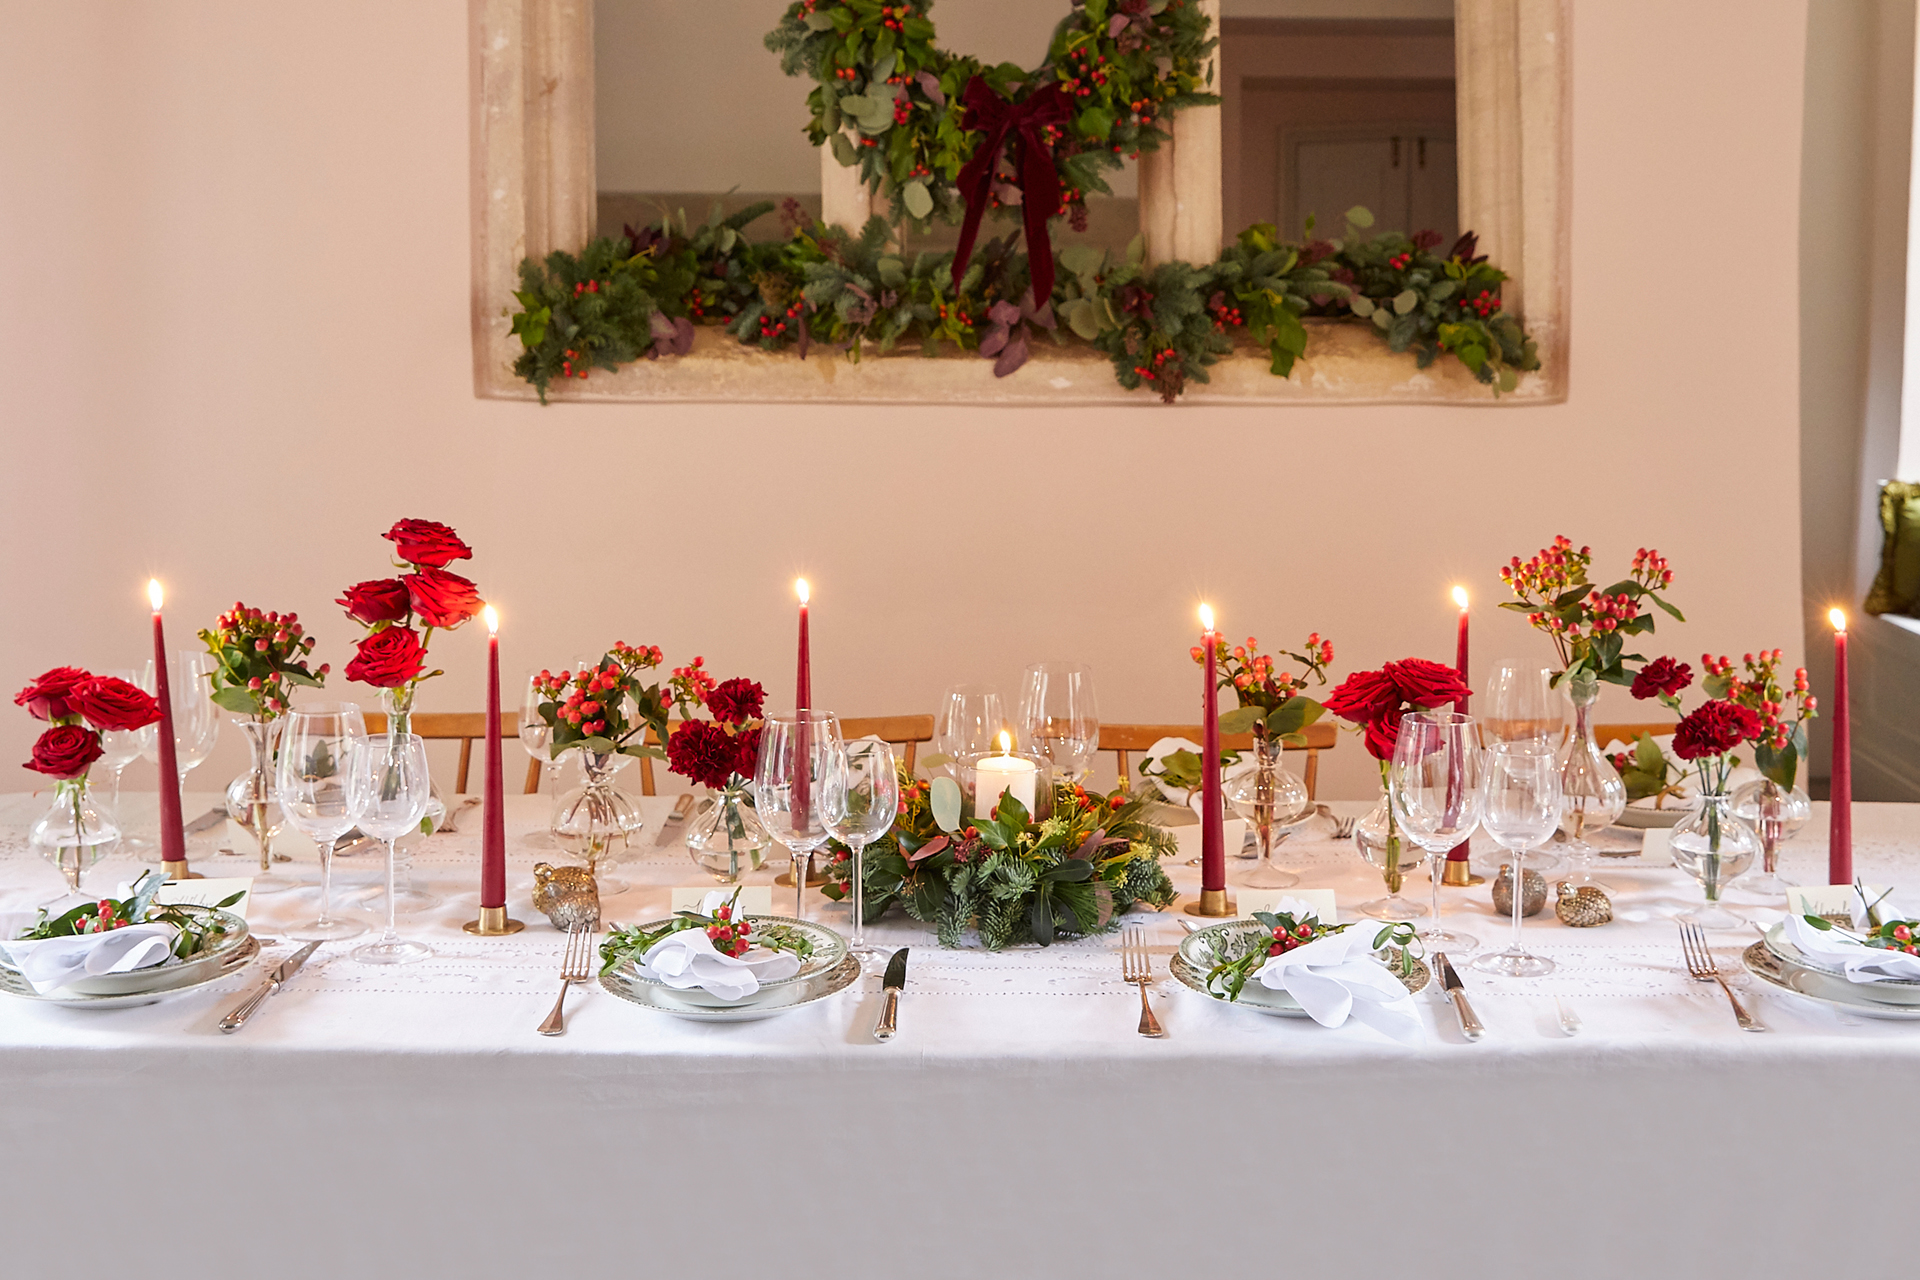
1785, 884, 1885, 923
1236, 887, 1337, 922
156, 877, 253, 920
1640, 826, 1672, 862
670, 885, 773, 915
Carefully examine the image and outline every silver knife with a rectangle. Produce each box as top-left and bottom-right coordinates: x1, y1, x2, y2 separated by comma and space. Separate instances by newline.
185, 808, 227, 834
1433, 952, 1485, 1041
873, 947, 909, 1041
218, 940, 321, 1033
652, 793, 696, 847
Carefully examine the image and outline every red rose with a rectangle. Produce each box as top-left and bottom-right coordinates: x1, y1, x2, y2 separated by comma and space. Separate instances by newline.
667, 720, 747, 790
1672, 700, 1762, 761
1384, 658, 1472, 708
345, 627, 425, 689
24, 724, 103, 779
384, 518, 472, 568
705, 678, 765, 728
14, 667, 91, 721
1362, 712, 1403, 761
1322, 669, 1398, 723
404, 568, 483, 629
74, 677, 160, 733
1631, 656, 1693, 701
337, 578, 411, 625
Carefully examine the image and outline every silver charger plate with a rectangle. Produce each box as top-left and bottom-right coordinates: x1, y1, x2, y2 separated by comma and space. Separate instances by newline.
1743, 941, 1920, 1021
0, 934, 260, 1009
606, 914, 848, 1008
600, 953, 861, 1022
1170, 919, 1429, 1017
1759, 925, 1920, 1005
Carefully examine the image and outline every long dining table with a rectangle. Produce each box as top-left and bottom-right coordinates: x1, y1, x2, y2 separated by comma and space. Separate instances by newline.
2, 790, 1917, 1279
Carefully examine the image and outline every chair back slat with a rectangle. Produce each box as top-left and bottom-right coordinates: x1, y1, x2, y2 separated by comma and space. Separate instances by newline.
1096, 720, 1338, 800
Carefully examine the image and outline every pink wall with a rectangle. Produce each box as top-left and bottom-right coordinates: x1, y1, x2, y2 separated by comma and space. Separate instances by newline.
0, 0, 1808, 801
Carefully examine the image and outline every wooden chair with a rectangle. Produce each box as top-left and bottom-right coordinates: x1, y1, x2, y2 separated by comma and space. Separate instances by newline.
1594, 721, 1676, 750
363, 712, 538, 795
1098, 720, 1338, 801
622, 714, 938, 797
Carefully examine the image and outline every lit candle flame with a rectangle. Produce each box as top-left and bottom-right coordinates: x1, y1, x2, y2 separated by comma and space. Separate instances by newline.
1830, 607, 1848, 634
997, 730, 1011, 755
1452, 585, 1469, 610
1198, 603, 1214, 632
483, 604, 499, 635
796, 578, 810, 605
147, 579, 164, 611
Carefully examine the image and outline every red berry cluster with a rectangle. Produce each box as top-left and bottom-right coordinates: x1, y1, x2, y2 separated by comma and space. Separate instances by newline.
934, 302, 974, 329
1207, 292, 1245, 331
1132, 345, 1178, 382
1704, 649, 1816, 751
1467, 288, 1501, 318
1060, 46, 1110, 99
1630, 547, 1675, 589
202, 604, 326, 717
891, 97, 913, 126
536, 666, 617, 736
878, 3, 906, 33
757, 300, 805, 340
670, 655, 717, 709
834, 67, 858, 82
706, 901, 754, 958
560, 347, 589, 380
1266, 920, 1319, 957
74, 900, 130, 935
1868, 921, 1920, 957
1387, 252, 1412, 270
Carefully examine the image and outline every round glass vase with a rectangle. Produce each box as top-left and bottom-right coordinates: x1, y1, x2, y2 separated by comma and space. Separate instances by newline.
1671, 792, 1761, 930
30, 775, 119, 900
550, 751, 643, 896
1354, 786, 1429, 920
1728, 777, 1811, 900
686, 783, 776, 884
1557, 673, 1626, 888
1224, 736, 1307, 888
224, 718, 294, 892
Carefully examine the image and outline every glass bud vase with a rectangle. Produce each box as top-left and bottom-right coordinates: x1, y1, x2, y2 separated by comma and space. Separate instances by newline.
31, 776, 120, 897
1224, 736, 1307, 889
1672, 792, 1761, 930
1557, 673, 1626, 887
1729, 777, 1810, 899
551, 751, 643, 895
686, 783, 776, 884
380, 687, 444, 832
1354, 783, 1428, 920
225, 718, 285, 872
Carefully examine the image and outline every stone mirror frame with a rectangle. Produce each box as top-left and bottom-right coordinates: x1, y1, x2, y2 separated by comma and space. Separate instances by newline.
469, 0, 1567, 405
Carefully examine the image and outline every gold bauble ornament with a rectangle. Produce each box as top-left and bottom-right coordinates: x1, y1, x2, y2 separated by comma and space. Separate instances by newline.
1492, 864, 1548, 917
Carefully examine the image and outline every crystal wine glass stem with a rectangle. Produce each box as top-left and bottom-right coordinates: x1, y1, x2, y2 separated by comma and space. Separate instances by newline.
383, 837, 400, 944
1510, 846, 1526, 951
316, 838, 337, 927
848, 836, 867, 951
1429, 849, 1445, 929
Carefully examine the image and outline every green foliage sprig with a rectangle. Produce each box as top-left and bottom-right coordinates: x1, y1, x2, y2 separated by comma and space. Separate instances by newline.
16, 871, 244, 961
598, 887, 818, 975
197, 604, 326, 721
1201, 911, 1421, 1002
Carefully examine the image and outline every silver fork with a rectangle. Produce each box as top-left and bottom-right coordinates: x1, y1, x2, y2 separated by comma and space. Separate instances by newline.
538, 926, 595, 1036
1678, 921, 1766, 1032
1121, 928, 1166, 1038
1317, 804, 1357, 841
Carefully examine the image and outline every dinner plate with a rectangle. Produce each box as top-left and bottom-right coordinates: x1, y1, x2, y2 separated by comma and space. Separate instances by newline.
0, 934, 260, 1009
1170, 919, 1429, 1017
606, 914, 848, 1008
600, 953, 861, 1022
1759, 925, 1920, 1005
1742, 941, 1920, 1021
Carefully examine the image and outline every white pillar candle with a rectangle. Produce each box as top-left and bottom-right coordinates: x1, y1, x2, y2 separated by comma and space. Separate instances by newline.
974, 732, 1038, 819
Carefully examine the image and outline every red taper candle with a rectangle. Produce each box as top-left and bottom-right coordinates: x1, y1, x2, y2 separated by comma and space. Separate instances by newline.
149, 580, 188, 875
794, 578, 812, 829
1829, 608, 1852, 886
1448, 585, 1472, 865
480, 605, 506, 909
1199, 604, 1224, 895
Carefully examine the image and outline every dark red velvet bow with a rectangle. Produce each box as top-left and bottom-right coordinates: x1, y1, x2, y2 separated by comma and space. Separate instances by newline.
950, 77, 1073, 307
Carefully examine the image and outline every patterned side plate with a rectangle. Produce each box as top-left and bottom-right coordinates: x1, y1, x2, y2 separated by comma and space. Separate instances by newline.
0, 933, 260, 1009
1170, 919, 1429, 1017
605, 914, 848, 1008
600, 952, 861, 1022
1743, 941, 1920, 1021
1760, 925, 1920, 1004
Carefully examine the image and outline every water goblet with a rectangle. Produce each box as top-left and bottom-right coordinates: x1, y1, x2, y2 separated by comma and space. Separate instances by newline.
276, 704, 371, 941
755, 711, 843, 919
1390, 711, 1483, 953
93, 667, 147, 852
1481, 659, 1565, 874
519, 669, 563, 849
1472, 741, 1562, 977
822, 736, 899, 964
1017, 662, 1099, 782
347, 734, 435, 964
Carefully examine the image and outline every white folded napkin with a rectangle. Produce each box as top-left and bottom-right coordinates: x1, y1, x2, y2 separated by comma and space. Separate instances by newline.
640, 898, 801, 1003
1784, 904, 1920, 985
1252, 925, 1423, 1043
0, 923, 181, 995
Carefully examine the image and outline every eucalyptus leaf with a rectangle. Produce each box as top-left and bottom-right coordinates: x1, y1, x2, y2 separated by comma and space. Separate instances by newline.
1393, 289, 1418, 315
930, 776, 963, 831
902, 179, 933, 220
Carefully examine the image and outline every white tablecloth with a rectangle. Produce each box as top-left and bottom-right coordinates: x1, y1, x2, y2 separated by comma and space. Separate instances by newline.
2, 790, 1917, 1279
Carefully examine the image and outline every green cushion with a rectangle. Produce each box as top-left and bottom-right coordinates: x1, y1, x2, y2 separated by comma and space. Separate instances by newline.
1865, 480, 1920, 616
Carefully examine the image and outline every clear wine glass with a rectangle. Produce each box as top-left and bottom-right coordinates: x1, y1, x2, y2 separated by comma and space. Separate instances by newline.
138, 652, 220, 861
519, 670, 562, 849
276, 704, 371, 941
1017, 662, 1099, 782
1473, 741, 1562, 976
93, 667, 147, 853
1482, 659, 1565, 874
933, 685, 1004, 773
755, 711, 843, 920
1389, 711, 1482, 953
822, 736, 898, 965
346, 733, 434, 964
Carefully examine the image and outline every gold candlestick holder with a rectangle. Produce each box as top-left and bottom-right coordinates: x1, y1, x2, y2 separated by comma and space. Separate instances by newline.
1442, 860, 1485, 887
1183, 887, 1235, 917
162, 858, 199, 882
463, 905, 525, 936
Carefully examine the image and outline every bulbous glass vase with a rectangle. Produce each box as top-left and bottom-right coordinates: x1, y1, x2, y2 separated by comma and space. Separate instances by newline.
551, 752, 644, 896
1671, 792, 1761, 930
1729, 777, 1811, 899
685, 783, 776, 884
30, 776, 119, 900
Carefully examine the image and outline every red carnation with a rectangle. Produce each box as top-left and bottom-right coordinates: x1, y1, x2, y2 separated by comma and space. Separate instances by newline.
1631, 656, 1693, 701
337, 578, 411, 625
667, 720, 749, 790
345, 626, 426, 689
384, 518, 473, 569
25, 724, 103, 779
404, 568, 483, 629
732, 725, 763, 778
1672, 700, 1761, 761
14, 667, 91, 722
705, 678, 765, 728
74, 677, 160, 733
